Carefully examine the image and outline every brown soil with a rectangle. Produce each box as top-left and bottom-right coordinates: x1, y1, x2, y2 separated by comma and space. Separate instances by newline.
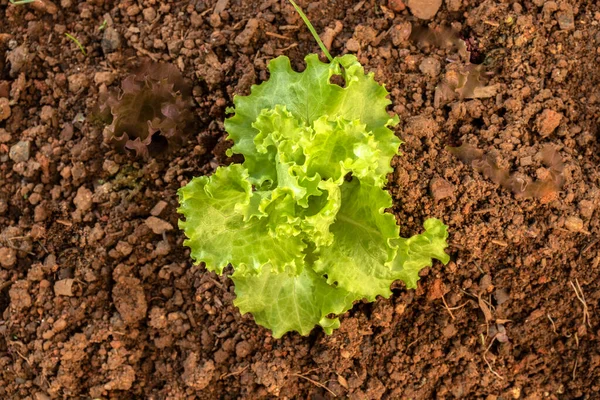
1, 0, 599, 399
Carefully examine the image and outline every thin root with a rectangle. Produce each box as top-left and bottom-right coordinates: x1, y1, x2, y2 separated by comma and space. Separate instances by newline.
547, 314, 557, 334
482, 335, 504, 380
441, 293, 455, 320
220, 365, 249, 380
266, 32, 292, 40
292, 373, 337, 397
569, 278, 591, 328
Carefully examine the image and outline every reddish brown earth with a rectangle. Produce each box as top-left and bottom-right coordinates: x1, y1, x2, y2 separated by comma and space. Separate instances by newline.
1, 0, 599, 399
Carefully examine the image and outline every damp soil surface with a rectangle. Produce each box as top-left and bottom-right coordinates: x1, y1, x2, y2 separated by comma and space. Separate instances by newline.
1, 0, 600, 399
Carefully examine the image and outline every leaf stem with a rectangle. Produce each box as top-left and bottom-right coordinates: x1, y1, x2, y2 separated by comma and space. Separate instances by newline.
287, 0, 333, 62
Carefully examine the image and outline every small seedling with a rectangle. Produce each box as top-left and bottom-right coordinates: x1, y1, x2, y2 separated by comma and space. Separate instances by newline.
178, 0, 450, 338
98, 62, 195, 158
65, 33, 87, 56
99, 20, 108, 31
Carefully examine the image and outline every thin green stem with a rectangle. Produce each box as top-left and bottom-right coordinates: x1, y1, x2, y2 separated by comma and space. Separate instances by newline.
288, 0, 333, 62
65, 33, 87, 56
9, 0, 38, 4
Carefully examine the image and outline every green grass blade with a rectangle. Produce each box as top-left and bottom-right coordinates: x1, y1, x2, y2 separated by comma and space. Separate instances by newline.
288, 0, 333, 62
65, 33, 87, 56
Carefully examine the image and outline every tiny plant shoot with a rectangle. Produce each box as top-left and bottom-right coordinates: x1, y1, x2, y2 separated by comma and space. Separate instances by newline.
178, 1, 450, 338
65, 33, 87, 56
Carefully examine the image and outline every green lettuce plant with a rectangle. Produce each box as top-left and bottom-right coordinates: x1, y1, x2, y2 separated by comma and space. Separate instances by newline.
178, 2, 450, 338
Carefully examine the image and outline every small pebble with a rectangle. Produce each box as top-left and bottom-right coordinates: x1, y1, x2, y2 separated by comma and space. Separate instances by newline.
429, 177, 454, 201
143, 7, 156, 22
126, 4, 141, 17
102, 159, 119, 175
9, 141, 30, 162
73, 186, 93, 212
68, 73, 89, 93
54, 279, 75, 296
116, 241, 133, 257
0, 128, 11, 143
40, 106, 54, 123
101, 27, 121, 54
145, 216, 174, 234
94, 71, 115, 86
388, 0, 406, 12
419, 57, 441, 78
536, 109, 562, 137
345, 38, 360, 52
390, 22, 412, 46
154, 240, 170, 256
150, 200, 168, 216
556, 4, 575, 30
406, 0, 442, 20
235, 341, 253, 358
564, 216, 584, 232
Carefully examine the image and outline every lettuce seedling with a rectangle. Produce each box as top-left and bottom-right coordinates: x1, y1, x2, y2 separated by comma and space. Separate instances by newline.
178, 2, 450, 338
100, 62, 195, 158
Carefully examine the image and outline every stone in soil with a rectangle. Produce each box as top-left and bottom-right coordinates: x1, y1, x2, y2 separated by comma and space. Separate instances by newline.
145, 216, 174, 234
101, 26, 121, 54
419, 57, 441, 78
150, 200, 168, 216
9, 140, 30, 162
406, 0, 442, 20
68, 73, 89, 93
430, 177, 455, 201
54, 279, 75, 297
536, 109, 562, 136
73, 186, 93, 212
388, 0, 406, 12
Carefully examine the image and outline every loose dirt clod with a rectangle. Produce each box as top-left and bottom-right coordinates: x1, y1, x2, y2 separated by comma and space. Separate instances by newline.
182, 353, 215, 390
112, 277, 147, 325
0, 247, 17, 268
0, 97, 10, 120
9, 140, 30, 162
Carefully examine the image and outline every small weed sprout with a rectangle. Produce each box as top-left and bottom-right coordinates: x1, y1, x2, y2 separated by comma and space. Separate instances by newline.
65, 33, 87, 56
